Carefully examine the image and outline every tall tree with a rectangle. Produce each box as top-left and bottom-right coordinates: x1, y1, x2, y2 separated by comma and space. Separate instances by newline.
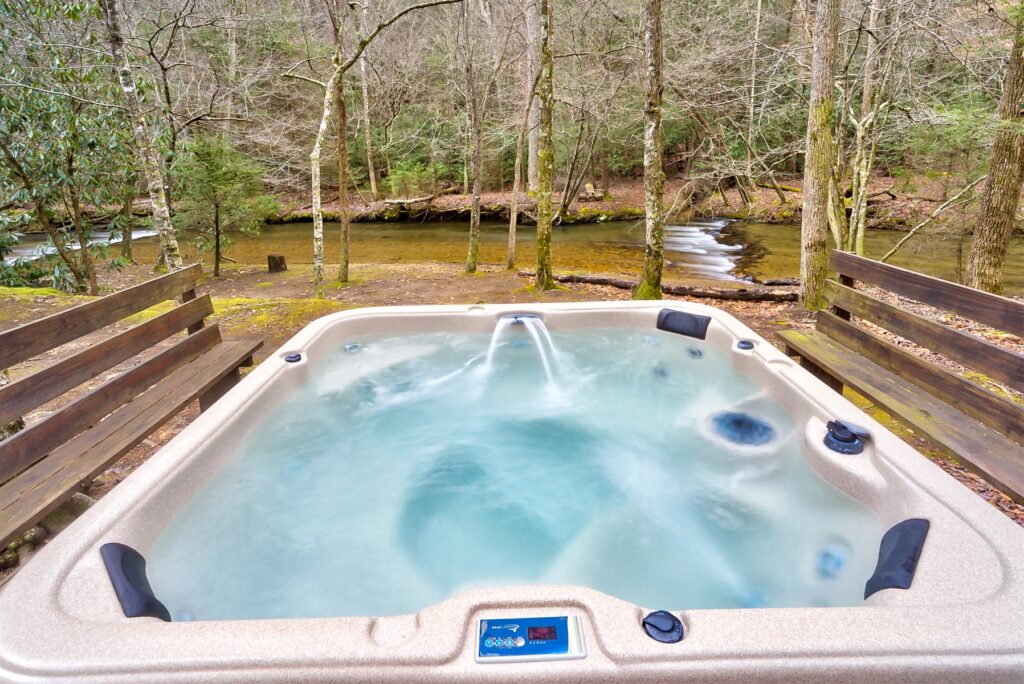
99, 0, 182, 270
967, 6, 1024, 294
800, 0, 840, 310
462, 0, 483, 273
358, 1, 380, 201
525, 0, 541, 191
534, 0, 555, 290
634, 0, 665, 300
508, 72, 540, 270
302, 0, 463, 298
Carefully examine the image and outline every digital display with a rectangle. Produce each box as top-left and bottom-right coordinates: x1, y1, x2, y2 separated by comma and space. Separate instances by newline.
528, 626, 558, 641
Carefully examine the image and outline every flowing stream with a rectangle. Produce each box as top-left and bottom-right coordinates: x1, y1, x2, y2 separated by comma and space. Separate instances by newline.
10, 219, 1023, 293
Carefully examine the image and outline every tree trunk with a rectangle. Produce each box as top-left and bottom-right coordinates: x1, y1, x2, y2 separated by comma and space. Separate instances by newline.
120, 188, 134, 263
799, 0, 839, 310
601, 153, 610, 196
213, 202, 221, 277
534, 0, 555, 290
69, 181, 99, 295
635, 0, 665, 301
65, 121, 98, 295
337, 74, 351, 283
525, 0, 541, 191
464, 1, 482, 274
37, 204, 86, 290
359, 58, 379, 200
747, 0, 763, 184
509, 72, 541, 270
99, 0, 182, 271
359, 1, 380, 200
310, 67, 338, 299
967, 12, 1024, 294
847, 0, 884, 254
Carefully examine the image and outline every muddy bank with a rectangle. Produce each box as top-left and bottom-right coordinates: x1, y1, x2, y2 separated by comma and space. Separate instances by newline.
269, 182, 655, 226
699, 174, 1024, 235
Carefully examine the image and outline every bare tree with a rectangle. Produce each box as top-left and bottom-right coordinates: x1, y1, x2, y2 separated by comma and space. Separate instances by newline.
635, 0, 665, 300
525, 0, 541, 191
508, 71, 540, 270
302, 0, 464, 298
99, 0, 182, 270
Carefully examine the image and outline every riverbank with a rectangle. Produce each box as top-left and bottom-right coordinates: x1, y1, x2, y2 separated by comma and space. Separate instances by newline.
270, 174, 1024, 235
700, 173, 1024, 236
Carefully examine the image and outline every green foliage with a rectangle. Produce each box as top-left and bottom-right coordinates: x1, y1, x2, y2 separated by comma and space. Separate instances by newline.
172, 134, 279, 271
387, 160, 438, 198
0, 0, 138, 291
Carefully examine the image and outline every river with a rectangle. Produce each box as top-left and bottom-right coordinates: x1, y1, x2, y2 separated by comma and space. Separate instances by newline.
9, 220, 1023, 294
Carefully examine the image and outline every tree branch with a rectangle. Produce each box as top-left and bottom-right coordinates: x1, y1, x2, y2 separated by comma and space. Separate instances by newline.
880, 175, 987, 263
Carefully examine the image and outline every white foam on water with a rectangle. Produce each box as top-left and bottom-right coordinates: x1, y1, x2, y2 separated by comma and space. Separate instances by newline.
147, 328, 881, 620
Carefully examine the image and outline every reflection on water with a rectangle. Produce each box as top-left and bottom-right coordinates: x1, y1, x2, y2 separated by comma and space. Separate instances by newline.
12, 219, 1023, 294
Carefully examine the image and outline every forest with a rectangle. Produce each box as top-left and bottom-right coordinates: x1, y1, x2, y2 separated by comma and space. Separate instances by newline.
1, 0, 1023, 303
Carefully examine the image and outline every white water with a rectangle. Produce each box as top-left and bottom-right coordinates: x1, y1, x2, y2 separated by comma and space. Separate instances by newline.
147, 326, 880, 621
664, 220, 743, 279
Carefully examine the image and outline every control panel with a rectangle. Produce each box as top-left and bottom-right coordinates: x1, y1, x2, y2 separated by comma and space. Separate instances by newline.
475, 615, 586, 663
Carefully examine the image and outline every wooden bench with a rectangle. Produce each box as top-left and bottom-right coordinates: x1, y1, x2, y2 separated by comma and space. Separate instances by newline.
0, 264, 262, 548
779, 251, 1024, 501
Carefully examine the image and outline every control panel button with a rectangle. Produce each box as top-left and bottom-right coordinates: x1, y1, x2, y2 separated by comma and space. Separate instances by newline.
477, 615, 585, 663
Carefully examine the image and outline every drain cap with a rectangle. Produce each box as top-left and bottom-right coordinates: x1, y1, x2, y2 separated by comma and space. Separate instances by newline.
642, 610, 685, 643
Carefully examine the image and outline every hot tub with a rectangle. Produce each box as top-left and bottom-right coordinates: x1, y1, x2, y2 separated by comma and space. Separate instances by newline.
1, 301, 1021, 682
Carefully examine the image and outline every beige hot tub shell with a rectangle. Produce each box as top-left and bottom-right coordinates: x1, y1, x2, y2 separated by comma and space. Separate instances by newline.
0, 301, 1022, 682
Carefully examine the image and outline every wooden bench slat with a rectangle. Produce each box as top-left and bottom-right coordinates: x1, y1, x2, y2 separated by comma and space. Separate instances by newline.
0, 324, 222, 485
0, 264, 202, 370
0, 339, 262, 547
830, 251, 1024, 336
825, 280, 1024, 393
779, 329, 1024, 501
816, 311, 1024, 446
0, 295, 214, 427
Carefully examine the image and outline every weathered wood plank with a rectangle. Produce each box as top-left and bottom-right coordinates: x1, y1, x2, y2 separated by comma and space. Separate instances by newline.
825, 280, 1024, 392
778, 329, 1024, 501
0, 264, 202, 370
830, 251, 1024, 336
0, 339, 261, 547
0, 324, 222, 484
0, 295, 213, 426
815, 311, 1024, 445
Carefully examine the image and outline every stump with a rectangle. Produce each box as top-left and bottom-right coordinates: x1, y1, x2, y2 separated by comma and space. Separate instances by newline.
268, 254, 287, 273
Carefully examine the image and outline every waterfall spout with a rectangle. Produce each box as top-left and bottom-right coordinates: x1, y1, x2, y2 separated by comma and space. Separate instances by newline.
481, 314, 560, 386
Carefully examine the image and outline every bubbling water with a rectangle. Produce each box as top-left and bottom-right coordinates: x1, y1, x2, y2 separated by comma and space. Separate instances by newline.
147, 326, 880, 621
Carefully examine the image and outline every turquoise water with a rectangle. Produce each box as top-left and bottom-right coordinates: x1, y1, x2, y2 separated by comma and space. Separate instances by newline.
147, 325, 880, 621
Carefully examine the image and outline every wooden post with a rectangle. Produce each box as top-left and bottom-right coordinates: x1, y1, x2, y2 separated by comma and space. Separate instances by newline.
268, 254, 288, 273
